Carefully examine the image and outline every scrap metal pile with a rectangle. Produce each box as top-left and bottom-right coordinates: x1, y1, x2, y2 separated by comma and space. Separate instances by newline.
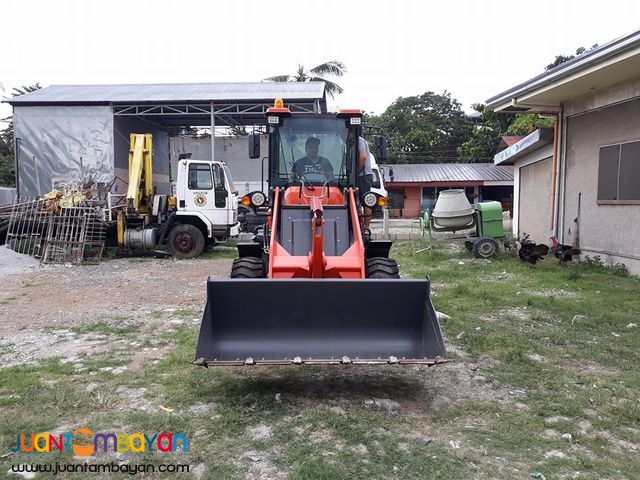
0, 178, 111, 264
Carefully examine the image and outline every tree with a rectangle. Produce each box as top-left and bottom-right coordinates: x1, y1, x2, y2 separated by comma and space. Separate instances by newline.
457, 104, 516, 162
545, 44, 598, 71
0, 83, 42, 187
263, 60, 346, 98
506, 113, 554, 135
367, 91, 472, 164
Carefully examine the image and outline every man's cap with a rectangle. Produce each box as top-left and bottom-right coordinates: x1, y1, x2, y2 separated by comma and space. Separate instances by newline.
306, 137, 320, 146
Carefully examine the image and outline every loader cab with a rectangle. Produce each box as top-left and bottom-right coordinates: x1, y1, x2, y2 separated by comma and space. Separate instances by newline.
267, 114, 360, 190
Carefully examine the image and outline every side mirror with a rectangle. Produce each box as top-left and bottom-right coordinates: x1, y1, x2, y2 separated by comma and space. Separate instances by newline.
374, 136, 388, 160
177, 152, 192, 160
248, 133, 261, 159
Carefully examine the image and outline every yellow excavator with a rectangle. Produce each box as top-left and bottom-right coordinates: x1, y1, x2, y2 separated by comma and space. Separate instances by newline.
112, 133, 240, 257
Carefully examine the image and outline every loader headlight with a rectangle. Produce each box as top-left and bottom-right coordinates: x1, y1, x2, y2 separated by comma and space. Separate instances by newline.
251, 191, 266, 207
363, 192, 378, 208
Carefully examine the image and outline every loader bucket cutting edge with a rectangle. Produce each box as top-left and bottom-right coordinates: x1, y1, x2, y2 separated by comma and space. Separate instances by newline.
194, 278, 446, 366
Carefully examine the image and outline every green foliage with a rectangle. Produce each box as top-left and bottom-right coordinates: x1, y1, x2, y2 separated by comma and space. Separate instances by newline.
457, 103, 516, 162
579, 255, 629, 277
0, 153, 15, 187
264, 60, 346, 98
506, 113, 554, 135
545, 44, 598, 71
367, 91, 472, 163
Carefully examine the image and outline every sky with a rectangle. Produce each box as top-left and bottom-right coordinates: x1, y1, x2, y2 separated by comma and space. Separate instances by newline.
2, 0, 640, 125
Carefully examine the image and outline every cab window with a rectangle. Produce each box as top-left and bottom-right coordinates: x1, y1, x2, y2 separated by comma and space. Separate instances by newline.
371, 168, 381, 189
188, 164, 213, 190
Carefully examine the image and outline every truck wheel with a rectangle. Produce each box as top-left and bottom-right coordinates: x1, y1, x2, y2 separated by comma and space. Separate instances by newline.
366, 257, 400, 278
472, 236, 499, 259
167, 224, 205, 258
231, 257, 265, 278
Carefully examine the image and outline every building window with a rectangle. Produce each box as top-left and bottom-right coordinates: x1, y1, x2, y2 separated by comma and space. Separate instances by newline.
598, 141, 640, 201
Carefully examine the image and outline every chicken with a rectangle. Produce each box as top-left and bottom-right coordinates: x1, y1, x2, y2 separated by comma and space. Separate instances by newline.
549, 236, 581, 263
515, 233, 549, 264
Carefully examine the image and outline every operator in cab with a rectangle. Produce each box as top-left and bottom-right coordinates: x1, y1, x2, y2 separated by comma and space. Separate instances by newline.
291, 137, 335, 182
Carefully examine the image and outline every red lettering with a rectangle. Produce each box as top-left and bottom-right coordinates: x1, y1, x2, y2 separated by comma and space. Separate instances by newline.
50, 435, 64, 452
157, 433, 172, 452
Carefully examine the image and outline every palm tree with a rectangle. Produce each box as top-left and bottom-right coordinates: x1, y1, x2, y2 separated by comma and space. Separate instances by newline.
263, 60, 346, 98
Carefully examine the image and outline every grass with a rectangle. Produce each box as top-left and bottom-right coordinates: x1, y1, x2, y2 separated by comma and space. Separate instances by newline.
71, 320, 139, 336
1, 240, 639, 479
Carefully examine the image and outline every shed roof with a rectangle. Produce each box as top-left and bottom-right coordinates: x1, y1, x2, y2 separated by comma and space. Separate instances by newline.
7, 82, 326, 105
379, 163, 513, 184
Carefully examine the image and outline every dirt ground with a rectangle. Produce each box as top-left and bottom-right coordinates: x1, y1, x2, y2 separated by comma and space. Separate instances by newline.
0, 252, 508, 409
0, 255, 233, 364
3, 249, 637, 479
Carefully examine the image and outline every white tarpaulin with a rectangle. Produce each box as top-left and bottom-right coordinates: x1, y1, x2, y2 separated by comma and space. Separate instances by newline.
13, 106, 114, 197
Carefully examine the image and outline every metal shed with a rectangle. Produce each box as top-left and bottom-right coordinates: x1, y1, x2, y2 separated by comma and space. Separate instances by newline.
6, 82, 326, 197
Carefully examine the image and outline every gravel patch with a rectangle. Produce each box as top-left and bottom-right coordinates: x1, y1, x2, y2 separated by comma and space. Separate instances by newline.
0, 246, 42, 277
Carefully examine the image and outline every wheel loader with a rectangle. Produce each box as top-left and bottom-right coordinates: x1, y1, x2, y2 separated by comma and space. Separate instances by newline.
194, 100, 446, 366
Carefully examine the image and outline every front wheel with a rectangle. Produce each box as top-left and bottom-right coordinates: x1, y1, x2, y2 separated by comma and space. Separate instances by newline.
366, 257, 400, 278
230, 257, 266, 278
472, 237, 499, 259
167, 224, 205, 258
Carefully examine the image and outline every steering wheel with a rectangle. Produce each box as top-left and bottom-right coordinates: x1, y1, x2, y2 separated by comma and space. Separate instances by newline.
298, 171, 330, 199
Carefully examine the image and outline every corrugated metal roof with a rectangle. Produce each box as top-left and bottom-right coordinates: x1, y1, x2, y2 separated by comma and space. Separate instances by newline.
486, 28, 640, 109
7, 82, 326, 104
379, 163, 513, 183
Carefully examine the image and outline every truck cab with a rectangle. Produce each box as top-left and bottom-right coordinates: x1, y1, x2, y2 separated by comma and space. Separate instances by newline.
369, 153, 387, 199
174, 158, 239, 245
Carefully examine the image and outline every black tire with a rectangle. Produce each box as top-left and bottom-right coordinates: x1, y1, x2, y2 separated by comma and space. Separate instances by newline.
167, 224, 205, 258
231, 257, 266, 278
472, 236, 499, 259
366, 257, 400, 278
0, 219, 9, 245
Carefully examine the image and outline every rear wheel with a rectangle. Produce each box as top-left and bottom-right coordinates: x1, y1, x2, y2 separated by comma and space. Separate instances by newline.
231, 257, 266, 278
472, 236, 499, 259
167, 224, 205, 258
366, 257, 400, 278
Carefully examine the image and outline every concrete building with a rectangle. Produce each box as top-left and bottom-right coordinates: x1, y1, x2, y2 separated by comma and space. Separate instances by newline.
487, 29, 640, 274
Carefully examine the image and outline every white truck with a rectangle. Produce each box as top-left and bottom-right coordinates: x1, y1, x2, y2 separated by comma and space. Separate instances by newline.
111, 134, 239, 258
369, 153, 387, 199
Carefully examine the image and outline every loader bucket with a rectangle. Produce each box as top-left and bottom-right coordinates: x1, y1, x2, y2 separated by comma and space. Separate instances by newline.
194, 278, 446, 366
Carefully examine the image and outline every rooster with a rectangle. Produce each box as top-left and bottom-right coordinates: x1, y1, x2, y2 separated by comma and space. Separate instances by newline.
515, 233, 549, 264
549, 236, 581, 263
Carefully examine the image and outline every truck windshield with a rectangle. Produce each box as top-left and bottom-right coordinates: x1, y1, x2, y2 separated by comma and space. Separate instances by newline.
222, 164, 237, 194
270, 116, 357, 188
